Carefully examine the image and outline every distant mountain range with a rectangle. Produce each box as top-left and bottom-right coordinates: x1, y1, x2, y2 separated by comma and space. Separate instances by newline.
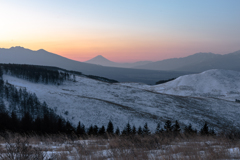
134, 51, 240, 72
86, 51, 240, 72
0, 47, 190, 84
85, 55, 152, 68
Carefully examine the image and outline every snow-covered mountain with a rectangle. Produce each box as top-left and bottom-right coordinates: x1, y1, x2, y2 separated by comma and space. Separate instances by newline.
3, 70, 240, 132
121, 69, 240, 101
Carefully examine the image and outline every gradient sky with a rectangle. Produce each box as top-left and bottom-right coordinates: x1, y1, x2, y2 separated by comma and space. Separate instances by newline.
0, 0, 240, 62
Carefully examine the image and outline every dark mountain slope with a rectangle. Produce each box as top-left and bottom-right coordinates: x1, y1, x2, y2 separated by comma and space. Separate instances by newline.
0, 47, 192, 84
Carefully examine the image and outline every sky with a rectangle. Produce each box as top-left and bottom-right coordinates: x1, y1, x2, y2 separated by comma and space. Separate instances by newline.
0, 0, 240, 62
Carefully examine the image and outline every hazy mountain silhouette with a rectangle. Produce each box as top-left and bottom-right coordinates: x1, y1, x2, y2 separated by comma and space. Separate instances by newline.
85, 55, 152, 68
0, 47, 191, 84
85, 55, 117, 67
134, 51, 240, 72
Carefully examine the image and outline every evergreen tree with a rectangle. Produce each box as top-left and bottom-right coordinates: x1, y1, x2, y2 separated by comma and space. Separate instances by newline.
10, 111, 19, 132
80, 123, 86, 135
125, 122, 132, 135
88, 125, 94, 136
155, 123, 163, 134
121, 128, 127, 135
76, 122, 81, 135
107, 120, 114, 134
65, 121, 74, 134
137, 126, 143, 135
115, 127, 120, 136
173, 120, 181, 133
98, 125, 106, 135
200, 122, 209, 136
132, 125, 136, 135
34, 116, 42, 133
21, 112, 33, 132
93, 125, 99, 135
164, 120, 173, 132
143, 123, 150, 135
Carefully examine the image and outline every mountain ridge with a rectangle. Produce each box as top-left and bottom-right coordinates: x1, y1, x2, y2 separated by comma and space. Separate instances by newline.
0, 47, 191, 84
133, 51, 240, 72
85, 54, 152, 68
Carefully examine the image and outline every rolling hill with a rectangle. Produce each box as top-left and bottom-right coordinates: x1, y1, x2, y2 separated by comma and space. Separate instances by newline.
3, 69, 240, 132
121, 69, 240, 101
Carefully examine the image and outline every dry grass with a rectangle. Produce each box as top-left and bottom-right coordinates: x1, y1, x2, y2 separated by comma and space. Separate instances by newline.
0, 133, 240, 159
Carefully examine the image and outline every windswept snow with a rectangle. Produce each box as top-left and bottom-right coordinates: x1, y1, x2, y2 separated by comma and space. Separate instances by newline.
121, 69, 240, 101
3, 70, 240, 131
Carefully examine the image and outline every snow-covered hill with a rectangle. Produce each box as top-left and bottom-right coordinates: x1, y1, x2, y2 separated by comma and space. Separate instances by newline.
121, 69, 240, 101
3, 71, 240, 132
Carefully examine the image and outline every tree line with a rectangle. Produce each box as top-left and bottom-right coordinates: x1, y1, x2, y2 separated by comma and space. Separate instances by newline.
0, 69, 75, 135
74, 120, 216, 137
0, 64, 74, 85
0, 113, 216, 137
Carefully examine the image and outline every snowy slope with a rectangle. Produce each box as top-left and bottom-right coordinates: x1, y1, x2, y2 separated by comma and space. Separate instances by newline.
121, 69, 240, 101
3, 73, 240, 132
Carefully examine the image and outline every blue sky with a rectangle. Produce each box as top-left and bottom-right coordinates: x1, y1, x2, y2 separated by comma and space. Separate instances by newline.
1, 0, 240, 62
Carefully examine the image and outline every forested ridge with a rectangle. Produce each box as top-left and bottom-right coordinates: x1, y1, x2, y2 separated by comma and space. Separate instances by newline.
0, 68, 75, 134
0, 64, 74, 85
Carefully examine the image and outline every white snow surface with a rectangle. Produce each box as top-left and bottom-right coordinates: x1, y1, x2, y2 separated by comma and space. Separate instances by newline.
3, 70, 240, 131
121, 69, 240, 101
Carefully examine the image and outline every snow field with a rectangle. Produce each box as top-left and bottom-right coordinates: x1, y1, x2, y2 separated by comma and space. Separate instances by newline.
3, 69, 240, 131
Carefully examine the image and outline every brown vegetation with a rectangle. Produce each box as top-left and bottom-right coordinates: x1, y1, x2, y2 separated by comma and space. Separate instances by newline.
0, 132, 240, 160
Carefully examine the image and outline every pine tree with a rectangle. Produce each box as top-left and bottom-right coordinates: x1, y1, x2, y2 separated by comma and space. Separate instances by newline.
155, 123, 163, 134
21, 112, 33, 132
115, 127, 120, 136
143, 123, 150, 135
93, 125, 99, 135
88, 125, 94, 136
200, 122, 209, 136
78, 123, 86, 135
125, 122, 132, 135
107, 120, 114, 134
99, 125, 106, 135
65, 121, 74, 134
132, 125, 136, 135
137, 126, 143, 135
164, 120, 173, 132
34, 116, 42, 133
76, 122, 81, 135
173, 120, 181, 133
10, 111, 19, 132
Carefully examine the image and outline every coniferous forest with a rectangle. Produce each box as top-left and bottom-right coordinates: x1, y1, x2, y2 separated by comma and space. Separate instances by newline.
0, 64, 73, 85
